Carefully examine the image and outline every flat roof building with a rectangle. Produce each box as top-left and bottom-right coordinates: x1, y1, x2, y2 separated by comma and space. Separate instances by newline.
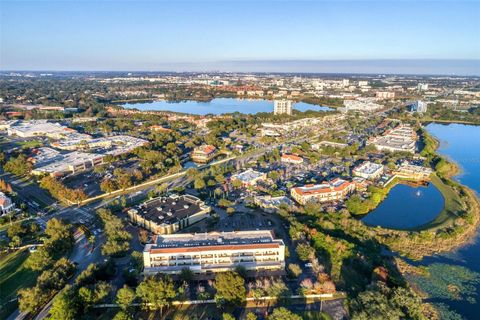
352, 161, 384, 180
291, 178, 355, 205
368, 124, 417, 154
231, 169, 267, 187
30, 147, 104, 177
128, 194, 211, 235
394, 162, 433, 181
143, 230, 285, 275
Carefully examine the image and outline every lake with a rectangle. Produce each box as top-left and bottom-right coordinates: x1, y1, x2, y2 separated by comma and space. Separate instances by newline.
414, 123, 480, 320
361, 182, 444, 229
121, 98, 332, 115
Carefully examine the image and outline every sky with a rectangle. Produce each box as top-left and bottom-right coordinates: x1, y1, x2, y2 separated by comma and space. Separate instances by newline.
1, 0, 479, 74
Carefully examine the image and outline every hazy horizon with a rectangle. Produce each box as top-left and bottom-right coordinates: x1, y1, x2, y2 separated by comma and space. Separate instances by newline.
2, 59, 480, 76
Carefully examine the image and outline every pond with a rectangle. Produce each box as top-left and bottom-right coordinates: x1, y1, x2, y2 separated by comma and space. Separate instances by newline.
361, 182, 444, 229
121, 98, 333, 115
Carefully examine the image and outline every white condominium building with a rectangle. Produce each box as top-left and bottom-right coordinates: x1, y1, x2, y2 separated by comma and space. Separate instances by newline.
352, 161, 384, 180
273, 100, 293, 115
143, 230, 285, 274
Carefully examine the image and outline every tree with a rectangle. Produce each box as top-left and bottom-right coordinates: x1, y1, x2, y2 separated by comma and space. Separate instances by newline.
48, 285, 79, 320
214, 271, 246, 306
296, 243, 314, 261
116, 285, 136, 312
246, 312, 258, 320
288, 263, 302, 278
268, 307, 302, 320
113, 311, 132, 320
194, 177, 206, 190
223, 313, 235, 320
179, 267, 194, 283
136, 276, 176, 315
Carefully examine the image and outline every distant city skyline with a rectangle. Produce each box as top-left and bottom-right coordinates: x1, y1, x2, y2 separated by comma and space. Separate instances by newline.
1, 1, 479, 75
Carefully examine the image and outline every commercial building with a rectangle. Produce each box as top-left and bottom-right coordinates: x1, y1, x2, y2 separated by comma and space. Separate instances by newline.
394, 162, 433, 180
273, 100, 293, 115
368, 124, 417, 154
0, 192, 15, 215
128, 194, 211, 235
254, 196, 294, 213
290, 178, 355, 204
231, 169, 267, 187
143, 230, 286, 275
192, 145, 217, 163
376, 91, 395, 99
281, 154, 303, 165
30, 147, 104, 177
5, 120, 90, 140
343, 98, 383, 111
312, 140, 348, 150
352, 161, 384, 180
52, 135, 148, 156
409, 100, 428, 113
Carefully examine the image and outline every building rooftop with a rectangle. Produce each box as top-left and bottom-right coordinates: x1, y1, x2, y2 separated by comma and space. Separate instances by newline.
232, 169, 265, 183
130, 194, 208, 226
353, 161, 383, 175
146, 230, 283, 252
293, 178, 352, 195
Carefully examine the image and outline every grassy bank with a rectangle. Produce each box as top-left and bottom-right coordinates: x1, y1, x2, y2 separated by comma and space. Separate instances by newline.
370, 129, 480, 259
0, 250, 39, 319
413, 174, 463, 230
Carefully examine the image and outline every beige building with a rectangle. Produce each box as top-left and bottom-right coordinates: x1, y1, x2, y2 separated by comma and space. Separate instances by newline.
128, 194, 211, 235
394, 162, 433, 180
143, 230, 285, 275
291, 178, 355, 205
192, 145, 217, 163
273, 100, 293, 115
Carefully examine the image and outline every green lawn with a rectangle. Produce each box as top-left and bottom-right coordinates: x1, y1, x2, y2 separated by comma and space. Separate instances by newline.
0, 249, 39, 319
415, 174, 464, 230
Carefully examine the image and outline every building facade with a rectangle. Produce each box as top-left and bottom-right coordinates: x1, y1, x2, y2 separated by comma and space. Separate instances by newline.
192, 145, 217, 163
0, 192, 14, 215
143, 230, 285, 274
273, 100, 293, 115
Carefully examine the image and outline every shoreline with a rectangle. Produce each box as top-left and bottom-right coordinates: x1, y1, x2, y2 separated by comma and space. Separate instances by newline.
370, 129, 480, 260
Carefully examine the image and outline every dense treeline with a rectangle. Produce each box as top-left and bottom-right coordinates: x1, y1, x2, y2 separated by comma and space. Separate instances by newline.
39, 176, 87, 204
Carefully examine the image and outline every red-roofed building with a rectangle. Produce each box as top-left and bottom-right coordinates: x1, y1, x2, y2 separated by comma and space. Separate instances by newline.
192, 145, 217, 163
281, 154, 303, 165
290, 178, 355, 205
0, 192, 14, 215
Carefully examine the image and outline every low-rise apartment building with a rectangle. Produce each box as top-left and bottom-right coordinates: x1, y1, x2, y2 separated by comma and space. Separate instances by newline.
394, 162, 433, 180
290, 178, 355, 204
352, 161, 384, 180
192, 145, 217, 163
128, 194, 211, 235
143, 230, 285, 275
